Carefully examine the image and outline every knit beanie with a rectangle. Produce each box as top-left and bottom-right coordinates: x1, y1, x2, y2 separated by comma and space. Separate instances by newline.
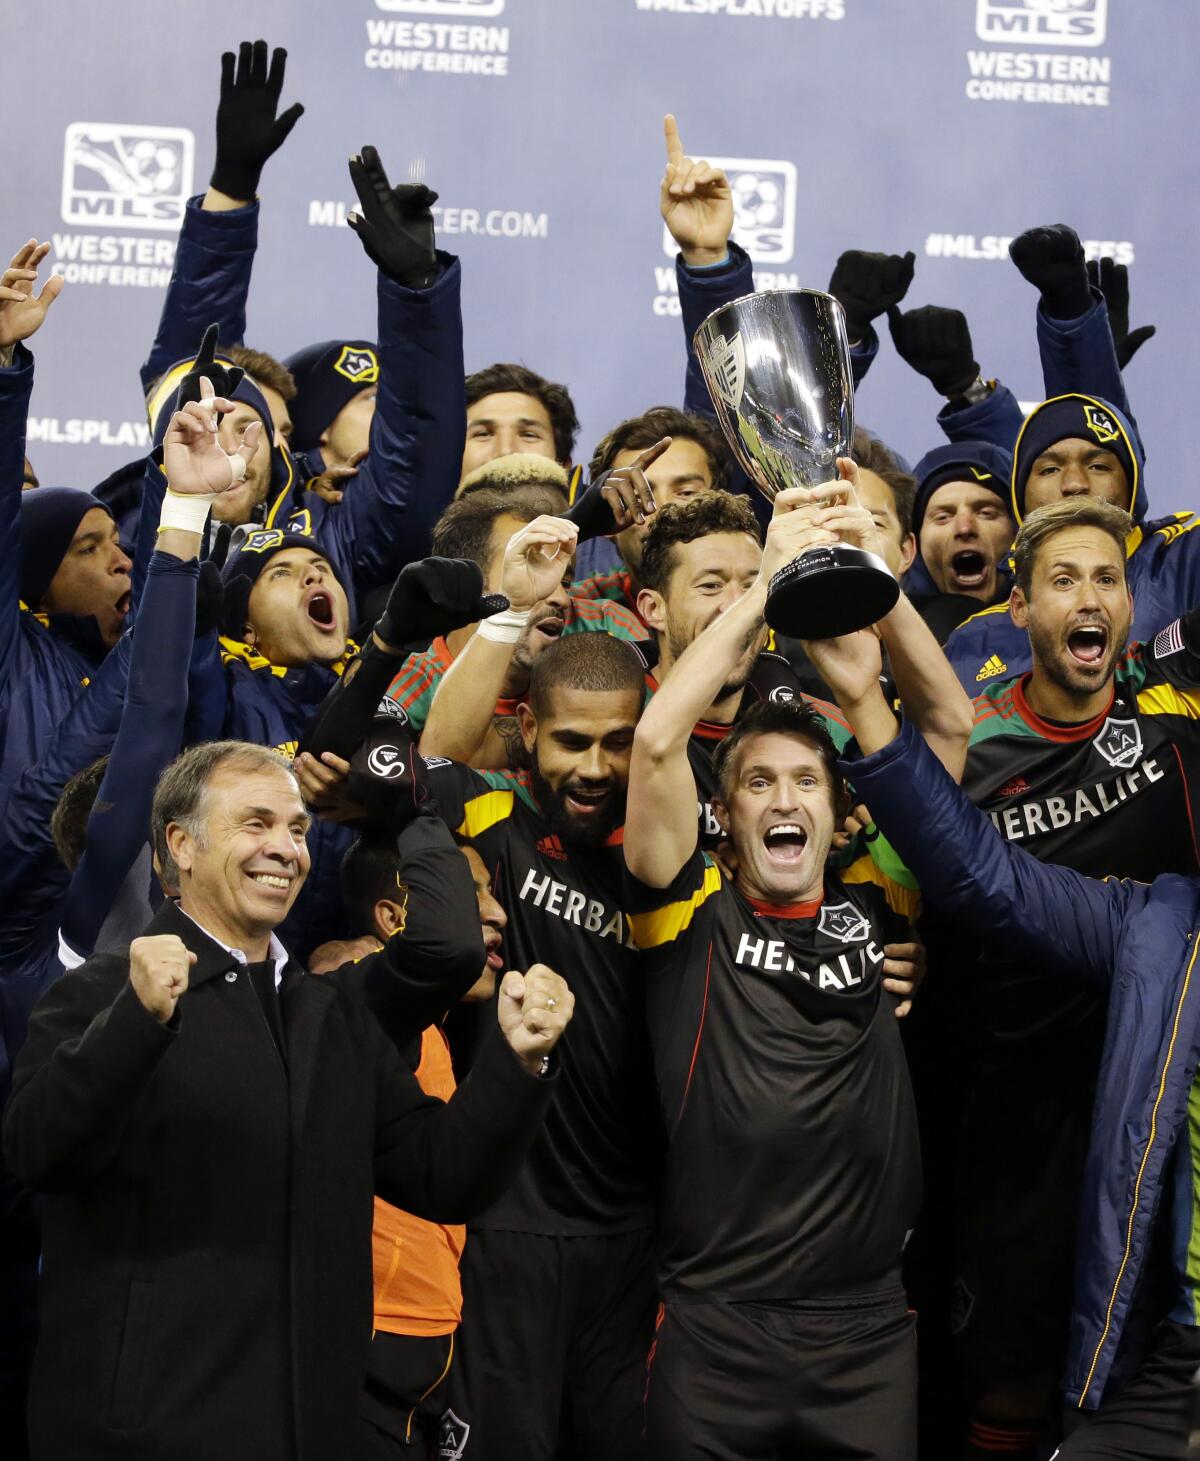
1012, 394, 1138, 522
284, 340, 379, 451
911, 442, 1013, 537
219, 526, 347, 638
19, 488, 109, 607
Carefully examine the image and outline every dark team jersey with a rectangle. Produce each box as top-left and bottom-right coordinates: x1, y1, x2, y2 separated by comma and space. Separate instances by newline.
960, 612, 1200, 1042
646, 650, 856, 851
622, 850, 921, 1303
426, 759, 661, 1236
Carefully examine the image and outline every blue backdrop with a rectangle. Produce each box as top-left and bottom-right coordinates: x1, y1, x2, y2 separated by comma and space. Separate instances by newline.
5, 0, 1195, 509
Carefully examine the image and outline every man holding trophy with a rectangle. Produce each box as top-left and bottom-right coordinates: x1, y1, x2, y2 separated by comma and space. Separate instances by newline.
618, 289, 971, 1458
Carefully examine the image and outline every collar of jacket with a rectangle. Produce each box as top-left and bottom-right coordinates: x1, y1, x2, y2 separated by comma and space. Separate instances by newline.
218, 635, 359, 679
144, 899, 305, 992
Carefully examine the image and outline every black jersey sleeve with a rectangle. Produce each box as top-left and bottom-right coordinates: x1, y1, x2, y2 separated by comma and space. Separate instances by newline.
423, 759, 522, 866
622, 848, 724, 952
1144, 610, 1200, 693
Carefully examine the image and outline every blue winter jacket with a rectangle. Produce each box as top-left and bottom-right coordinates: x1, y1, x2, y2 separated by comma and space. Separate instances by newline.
141, 196, 464, 607
847, 717, 1200, 1411
0, 346, 103, 820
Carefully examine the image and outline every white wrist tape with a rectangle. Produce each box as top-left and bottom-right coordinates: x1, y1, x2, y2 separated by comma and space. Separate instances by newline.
157, 488, 216, 535
476, 605, 533, 643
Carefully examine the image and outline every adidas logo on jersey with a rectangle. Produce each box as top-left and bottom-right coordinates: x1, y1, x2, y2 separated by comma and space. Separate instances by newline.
976, 654, 1008, 682
998, 776, 1030, 798
536, 833, 568, 861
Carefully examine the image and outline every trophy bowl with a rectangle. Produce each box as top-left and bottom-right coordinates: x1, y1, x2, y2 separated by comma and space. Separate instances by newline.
693, 288, 899, 639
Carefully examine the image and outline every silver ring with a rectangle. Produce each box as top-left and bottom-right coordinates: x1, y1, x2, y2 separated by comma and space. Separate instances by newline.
546, 996, 557, 1011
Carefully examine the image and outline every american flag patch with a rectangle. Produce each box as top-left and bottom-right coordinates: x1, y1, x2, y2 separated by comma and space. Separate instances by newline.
1154, 620, 1184, 659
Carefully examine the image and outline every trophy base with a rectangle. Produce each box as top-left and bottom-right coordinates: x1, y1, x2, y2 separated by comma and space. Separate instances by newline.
765, 543, 900, 638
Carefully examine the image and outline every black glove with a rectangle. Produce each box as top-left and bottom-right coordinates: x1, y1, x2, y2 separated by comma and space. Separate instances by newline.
194, 560, 224, 639
1009, 224, 1092, 320
887, 304, 980, 398
210, 41, 304, 202
175, 324, 243, 410
344, 719, 432, 829
563, 472, 620, 541
347, 146, 439, 289
1087, 257, 1156, 369
377, 557, 508, 647
828, 249, 916, 341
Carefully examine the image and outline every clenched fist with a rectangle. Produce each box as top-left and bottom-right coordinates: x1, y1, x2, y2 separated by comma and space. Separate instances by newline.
129, 935, 196, 1023
497, 964, 574, 1076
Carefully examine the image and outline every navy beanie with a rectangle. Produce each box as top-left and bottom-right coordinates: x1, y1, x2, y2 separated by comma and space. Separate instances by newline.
284, 340, 379, 451
911, 441, 1013, 536
1012, 394, 1138, 522
219, 526, 346, 638
19, 488, 108, 607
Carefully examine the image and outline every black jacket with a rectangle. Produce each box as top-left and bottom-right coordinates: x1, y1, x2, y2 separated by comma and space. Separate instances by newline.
3, 821, 553, 1460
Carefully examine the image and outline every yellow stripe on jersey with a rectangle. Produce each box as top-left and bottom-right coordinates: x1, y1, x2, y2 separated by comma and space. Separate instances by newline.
1138, 684, 1200, 720
841, 853, 922, 924
457, 790, 515, 839
627, 860, 723, 950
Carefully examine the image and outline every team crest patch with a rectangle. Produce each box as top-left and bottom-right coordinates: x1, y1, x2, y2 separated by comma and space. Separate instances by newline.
1093, 716, 1143, 770
438, 1409, 470, 1459
366, 744, 406, 779
817, 902, 870, 944
235, 528, 289, 554
1082, 403, 1120, 445
333, 344, 379, 384
703, 331, 746, 411
376, 697, 409, 724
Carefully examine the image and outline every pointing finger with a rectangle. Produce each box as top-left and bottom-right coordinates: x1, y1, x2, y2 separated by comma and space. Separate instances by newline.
664, 113, 684, 167
634, 435, 673, 471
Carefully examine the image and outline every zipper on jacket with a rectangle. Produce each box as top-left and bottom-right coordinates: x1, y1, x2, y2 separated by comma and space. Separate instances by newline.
1078, 930, 1200, 1405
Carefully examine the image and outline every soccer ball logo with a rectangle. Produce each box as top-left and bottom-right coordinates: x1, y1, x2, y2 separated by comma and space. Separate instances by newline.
730, 171, 784, 235
62, 123, 194, 229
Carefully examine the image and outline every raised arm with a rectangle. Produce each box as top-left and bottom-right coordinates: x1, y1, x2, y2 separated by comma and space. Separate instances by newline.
626, 497, 819, 886
843, 717, 1130, 984
420, 517, 577, 766
0, 241, 63, 685
313, 146, 464, 598
141, 42, 302, 391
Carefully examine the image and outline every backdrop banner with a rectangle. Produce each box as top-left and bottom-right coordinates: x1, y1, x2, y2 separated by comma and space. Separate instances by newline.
5, 0, 1195, 511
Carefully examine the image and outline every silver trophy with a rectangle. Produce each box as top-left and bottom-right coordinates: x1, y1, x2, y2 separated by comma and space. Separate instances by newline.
694, 288, 898, 638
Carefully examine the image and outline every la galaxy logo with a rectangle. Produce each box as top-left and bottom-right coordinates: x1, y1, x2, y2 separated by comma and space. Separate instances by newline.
236, 528, 289, 555
703, 332, 746, 411
437, 1408, 471, 1459
1083, 402, 1120, 446
62, 123, 194, 230
366, 744, 406, 779
1093, 716, 1143, 771
333, 345, 380, 384
817, 902, 870, 944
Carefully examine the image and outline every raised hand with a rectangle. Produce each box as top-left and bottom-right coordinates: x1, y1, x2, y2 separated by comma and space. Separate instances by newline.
376, 556, 509, 649
1088, 257, 1156, 369
176, 323, 244, 408
887, 303, 980, 398
129, 934, 196, 1023
499, 516, 579, 611
348, 145, 439, 288
660, 114, 734, 267
828, 249, 915, 345
210, 40, 304, 202
163, 375, 262, 497
0, 241, 64, 349
1009, 224, 1091, 320
567, 437, 671, 539
497, 964, 574, 1075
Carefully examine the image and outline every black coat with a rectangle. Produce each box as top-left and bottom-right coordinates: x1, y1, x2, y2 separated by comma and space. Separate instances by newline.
3, 821, 553, 1461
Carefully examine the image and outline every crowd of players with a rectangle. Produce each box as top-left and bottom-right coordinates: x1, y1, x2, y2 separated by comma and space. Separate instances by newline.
2, 37, 1196, 1461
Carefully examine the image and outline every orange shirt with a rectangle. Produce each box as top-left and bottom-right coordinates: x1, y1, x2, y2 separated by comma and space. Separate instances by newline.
371, 1027, 465, 1337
